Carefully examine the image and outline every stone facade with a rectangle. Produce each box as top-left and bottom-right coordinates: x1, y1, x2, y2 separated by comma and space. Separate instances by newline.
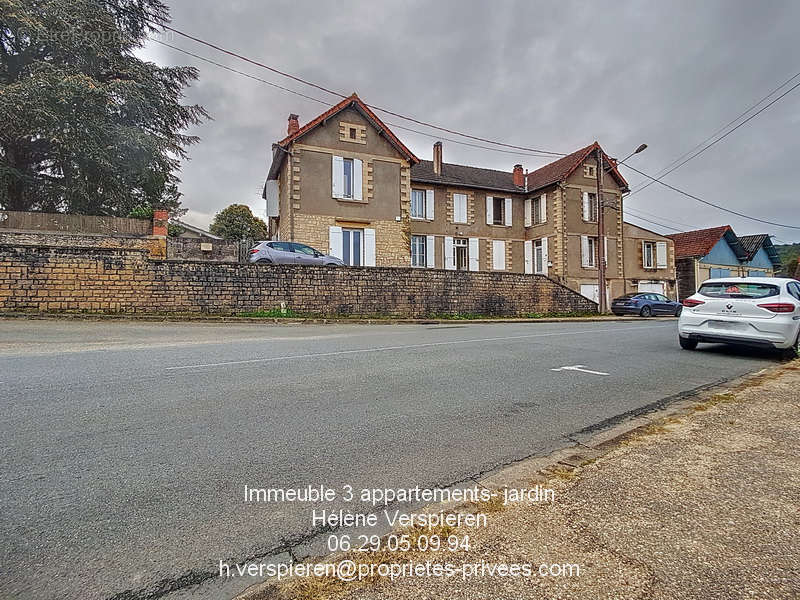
0, 243, 597, 317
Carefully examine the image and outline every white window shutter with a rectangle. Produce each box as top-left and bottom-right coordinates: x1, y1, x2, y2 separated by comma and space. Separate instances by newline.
363, 228, 376, 266
454, 194, 467, 224
541, 236, 549, 275
426, 235, 435, 268
581, 235, 590, 267
656, 241, 668, 269
332, 156, 344, 198
540, 194, 547, 223
444, 236, 455, 270
642, 240, 647, 268
504, 197, 512, 226
425, 189, 434, 220
486, 196, 493, 225
524, 240, 533, 274
604, 236, 608, 265
524, 198, 532, 227
469, 238, 479, 271
329, 226, 343, 259
492, 240, 506, 270
353, 159, 363, 200
582, 192, 590, 221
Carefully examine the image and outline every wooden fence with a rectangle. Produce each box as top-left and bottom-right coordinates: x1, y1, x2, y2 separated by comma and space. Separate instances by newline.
0, 211, 151, 236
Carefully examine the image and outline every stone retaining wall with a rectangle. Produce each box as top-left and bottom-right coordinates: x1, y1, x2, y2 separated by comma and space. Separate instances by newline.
0, 243, 597, 316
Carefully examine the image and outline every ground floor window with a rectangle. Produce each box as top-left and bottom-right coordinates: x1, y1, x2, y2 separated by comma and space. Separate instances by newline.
534, 239, 545, 273
411, 235, 426, 267
454, 238, 469, 271
342, 228, 362, 266
710, 267, 731, 278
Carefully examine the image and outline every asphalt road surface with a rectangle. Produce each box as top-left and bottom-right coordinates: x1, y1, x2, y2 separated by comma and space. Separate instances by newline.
0, 318, 781, 600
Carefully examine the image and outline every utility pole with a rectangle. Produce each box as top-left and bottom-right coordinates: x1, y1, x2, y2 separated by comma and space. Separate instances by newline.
596, 146, 606, 313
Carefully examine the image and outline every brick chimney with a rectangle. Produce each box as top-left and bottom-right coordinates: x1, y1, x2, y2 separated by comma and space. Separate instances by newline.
287, 113, 300, 136
152, 209, 168, 237
513, 164, 524, 187
433, 141, 443, 175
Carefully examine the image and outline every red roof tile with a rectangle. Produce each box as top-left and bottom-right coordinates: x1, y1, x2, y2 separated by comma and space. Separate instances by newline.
525, 142, 628, 191
277, 93, 418, 163
666, 225, 733, 258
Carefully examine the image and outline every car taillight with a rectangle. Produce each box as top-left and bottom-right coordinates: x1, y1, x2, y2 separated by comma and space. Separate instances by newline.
757, 303, 796, 313
682, 298, 705, 307
249, 248, 259, 254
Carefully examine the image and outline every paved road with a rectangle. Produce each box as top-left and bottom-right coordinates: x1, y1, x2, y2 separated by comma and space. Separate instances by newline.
0, 318, 780, 600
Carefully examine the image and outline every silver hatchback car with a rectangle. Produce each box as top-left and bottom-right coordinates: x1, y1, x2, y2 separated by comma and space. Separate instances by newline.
248, 241, 344, 266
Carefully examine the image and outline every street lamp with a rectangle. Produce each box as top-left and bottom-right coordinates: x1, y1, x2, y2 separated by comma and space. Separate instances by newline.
596, 143, 647, 314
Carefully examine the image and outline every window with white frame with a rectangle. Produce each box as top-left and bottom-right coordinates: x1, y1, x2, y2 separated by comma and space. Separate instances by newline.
532, 194, 546, 225
642, 241, 655, 268
342, 158, 354, 198
411, 235, 426, 267
411, 189, 426, 219
534, 239, 545, 273
582, 192, 598, 222
454, 238, 469, 271
581, 235, 598, 268
583, 164, 597, 178
453, 193, 467, 224
492, 197, 505, 225
332, 156, 362, 200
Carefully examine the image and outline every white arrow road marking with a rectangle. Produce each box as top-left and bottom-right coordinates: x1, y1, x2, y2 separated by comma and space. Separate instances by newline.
551, 364, 610, 376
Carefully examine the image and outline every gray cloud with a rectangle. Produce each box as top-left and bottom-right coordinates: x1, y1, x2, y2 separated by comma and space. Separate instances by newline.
142, 0, 800, 242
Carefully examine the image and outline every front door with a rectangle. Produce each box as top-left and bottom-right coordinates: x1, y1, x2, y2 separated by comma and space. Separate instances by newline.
342, 228, 363, 266
454, 238, 468, 271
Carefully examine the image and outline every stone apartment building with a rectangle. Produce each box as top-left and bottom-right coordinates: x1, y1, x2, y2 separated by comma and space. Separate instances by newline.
263, 94, 676, 301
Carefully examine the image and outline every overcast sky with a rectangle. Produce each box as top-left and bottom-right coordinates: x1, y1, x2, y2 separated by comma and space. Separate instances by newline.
139, 0, 800, 243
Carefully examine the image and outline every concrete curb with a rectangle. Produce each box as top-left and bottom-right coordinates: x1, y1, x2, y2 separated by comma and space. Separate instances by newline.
0, 311, 671, 325
233, 359, 794, 600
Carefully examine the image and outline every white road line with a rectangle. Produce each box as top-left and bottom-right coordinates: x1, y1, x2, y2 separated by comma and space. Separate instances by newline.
551, 364, 610, 376
165, 324, 672, 371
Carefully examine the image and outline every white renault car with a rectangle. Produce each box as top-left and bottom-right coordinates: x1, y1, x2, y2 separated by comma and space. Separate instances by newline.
678, 277, 800, 358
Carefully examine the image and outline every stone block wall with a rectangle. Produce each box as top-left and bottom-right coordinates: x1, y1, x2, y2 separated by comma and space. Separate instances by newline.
0, 243, 597, 317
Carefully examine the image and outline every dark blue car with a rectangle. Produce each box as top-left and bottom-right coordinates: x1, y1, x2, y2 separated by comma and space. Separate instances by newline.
611, 293, 682, 317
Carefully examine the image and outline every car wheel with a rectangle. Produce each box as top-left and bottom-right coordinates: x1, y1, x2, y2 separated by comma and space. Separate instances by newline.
782, 332, 800, 360
679, 336, 698, 350
256, 258, 272, 264
324, 262, 338, 267
639, 305, 652, 318
674, 305, 683, 317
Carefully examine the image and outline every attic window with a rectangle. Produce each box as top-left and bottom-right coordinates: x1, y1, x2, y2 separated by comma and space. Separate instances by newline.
340, 122, 366, 144
583, 164, 597, 178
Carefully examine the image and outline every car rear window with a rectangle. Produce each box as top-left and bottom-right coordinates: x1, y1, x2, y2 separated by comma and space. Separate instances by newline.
698, 281, 778, 299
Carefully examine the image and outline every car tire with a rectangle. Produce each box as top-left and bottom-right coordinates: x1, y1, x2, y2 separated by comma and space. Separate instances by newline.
782, 332, 800, 360
679, 336, 698, 350
256, 258, 272, 264
674, 305, 683, 317
639, 305, 652, 318
324, 262, 338, 267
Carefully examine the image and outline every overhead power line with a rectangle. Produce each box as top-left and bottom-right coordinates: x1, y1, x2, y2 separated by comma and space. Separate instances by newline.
151, 24, 565, 157
628, 71, 800, 197
141, 12, 798, 231
152, 40, 562, 161
620, 163, 800, 230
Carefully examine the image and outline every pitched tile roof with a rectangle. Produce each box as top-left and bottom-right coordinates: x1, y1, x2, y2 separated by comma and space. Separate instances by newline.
666, 225, 739, 259
737, 234, 769, 260
410, 160, 520, 193
738, 234, 781, 267
525, 142, 629, 192
277, 93, 418, 163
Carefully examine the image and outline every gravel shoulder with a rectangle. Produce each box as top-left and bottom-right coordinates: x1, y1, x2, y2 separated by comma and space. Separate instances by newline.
241, 361, 800, 600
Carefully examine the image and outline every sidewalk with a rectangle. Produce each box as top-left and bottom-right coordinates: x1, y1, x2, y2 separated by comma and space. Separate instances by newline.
242, 362, 800, 600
